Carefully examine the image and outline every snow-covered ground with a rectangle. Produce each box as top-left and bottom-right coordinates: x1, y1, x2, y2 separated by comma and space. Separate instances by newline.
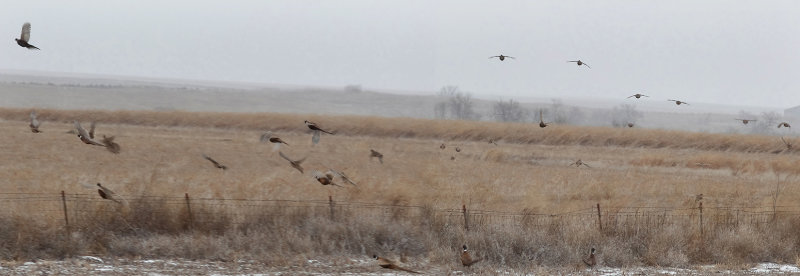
0, 257, 798, 275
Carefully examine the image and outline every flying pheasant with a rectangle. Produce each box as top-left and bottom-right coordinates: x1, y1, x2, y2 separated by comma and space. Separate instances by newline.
279, 151, 306, 174
570, 159, 591, 168
312, 170, 343, 187
627, 122, 634, 128
305, 120, 333, 144
327, 169, 357, 186
627, 93, 648, 99
568, 60, 590, 68
96, 183, 121, 204
260, 131, 289, 151
74, 121, 106, 147
373, 255, 420, 274
735, 119, 756, 125
370, 149, 384, 164
538, 110, 550, 128
102, 135, 121, 154
489, 54, 515, 61
778, 122, 791, 128
460, 245, 483, 267
15, 22, 40, 50
29, 111, 41, 133
202, 154, 227, 170
668, 99, 689, 105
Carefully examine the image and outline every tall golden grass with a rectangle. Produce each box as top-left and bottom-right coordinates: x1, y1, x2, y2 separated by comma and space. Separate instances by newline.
0, 107, 798, 269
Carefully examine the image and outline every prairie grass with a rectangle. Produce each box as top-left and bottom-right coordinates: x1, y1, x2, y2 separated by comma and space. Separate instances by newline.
0, 107, 799, 269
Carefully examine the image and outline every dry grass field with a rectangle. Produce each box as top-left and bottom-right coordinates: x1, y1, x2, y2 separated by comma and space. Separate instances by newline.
1, 107, 799, 272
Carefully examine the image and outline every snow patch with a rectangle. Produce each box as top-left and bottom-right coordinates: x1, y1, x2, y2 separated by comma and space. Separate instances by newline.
79, 256, 104, 263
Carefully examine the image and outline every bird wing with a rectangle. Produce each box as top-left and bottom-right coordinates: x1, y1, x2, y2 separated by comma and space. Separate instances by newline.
102, 136, 121, 154
489, 56, 499, 59
329, 169, 357, 186
584, 63, 591, 68
21, 22, 31, 42
568, 60, 578, 63
627, 95, 634, 98
202, 154, 222, 167
278, 151, 294, 162
312, 130, 321, 144
29, 111, 39, 128
506, 56, 515, 59
667, 99, 676, 102
74, 121, 90, 138
89, 121, 96, 139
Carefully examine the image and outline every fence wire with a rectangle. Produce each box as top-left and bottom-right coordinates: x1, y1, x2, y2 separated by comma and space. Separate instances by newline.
1, 192, 799, 234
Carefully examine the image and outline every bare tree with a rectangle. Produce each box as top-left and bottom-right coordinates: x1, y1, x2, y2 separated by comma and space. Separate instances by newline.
550, 99, 584, 124
610, 104, 643, 127
493, 98, 527, 122
434, 86, 478, 120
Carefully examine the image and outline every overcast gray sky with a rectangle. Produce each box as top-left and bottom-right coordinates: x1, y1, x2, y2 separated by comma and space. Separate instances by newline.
1, 1, 798, 108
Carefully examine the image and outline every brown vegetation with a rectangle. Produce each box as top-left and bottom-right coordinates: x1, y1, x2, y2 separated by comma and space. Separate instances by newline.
0, 107, 799, 270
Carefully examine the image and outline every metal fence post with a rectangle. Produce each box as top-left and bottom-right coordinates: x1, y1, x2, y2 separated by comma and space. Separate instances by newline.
699, 202, 703, 236
596, 203, 602, 232
462, 204, 469, 231
329, 196, 335, 221
185, 193, 193, 230
61, 191, 70, 231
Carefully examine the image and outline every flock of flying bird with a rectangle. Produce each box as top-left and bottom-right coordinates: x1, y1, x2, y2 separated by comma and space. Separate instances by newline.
491, 53, 794, 129
16, 21, 788, 272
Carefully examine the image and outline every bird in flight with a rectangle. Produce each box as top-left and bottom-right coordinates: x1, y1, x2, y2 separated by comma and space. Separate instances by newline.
74, 121, 106, 147
778, 122, 791, 128
627, 93, 648, 99
327, 169, 357, 186
96, 183, 122, 204
735, 119, 756, 125
373, 255, 420, 274
627, 122, 635, 128
202, 154, 227, 170
489, 54, 515, 61
568, 60, 590, 68
15, 22, 40, 50
667, 99, 689, 106
370, 149, 384, 164
570, 159, 591, 168
29, 111, 41, 133
538, 110, 550, 128
279, 151, 306, 174
305, 120, 333, 144
312, 170, 343, 187
102, 136, 121, 154
460, 245, 483, 267
260, 131, 289, 151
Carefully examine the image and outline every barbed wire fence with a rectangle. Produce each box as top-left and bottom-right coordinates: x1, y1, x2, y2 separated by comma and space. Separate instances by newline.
2, 192, 800, 239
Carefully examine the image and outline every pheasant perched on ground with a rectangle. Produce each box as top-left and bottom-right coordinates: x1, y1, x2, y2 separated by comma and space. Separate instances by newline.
460, 245, 483, 267
373, 255, 420, 274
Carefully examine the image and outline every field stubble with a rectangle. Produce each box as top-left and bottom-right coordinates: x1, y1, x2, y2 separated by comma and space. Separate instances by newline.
0, 108, 799, 271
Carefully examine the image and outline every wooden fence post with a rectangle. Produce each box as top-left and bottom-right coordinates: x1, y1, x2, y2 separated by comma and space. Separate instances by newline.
184, 193, 193, 229
699, 202, 703, 236
462, 204, 469, 231
329, 196, 335, 221
596, 203, 602, 231
61, 191, 70, 231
